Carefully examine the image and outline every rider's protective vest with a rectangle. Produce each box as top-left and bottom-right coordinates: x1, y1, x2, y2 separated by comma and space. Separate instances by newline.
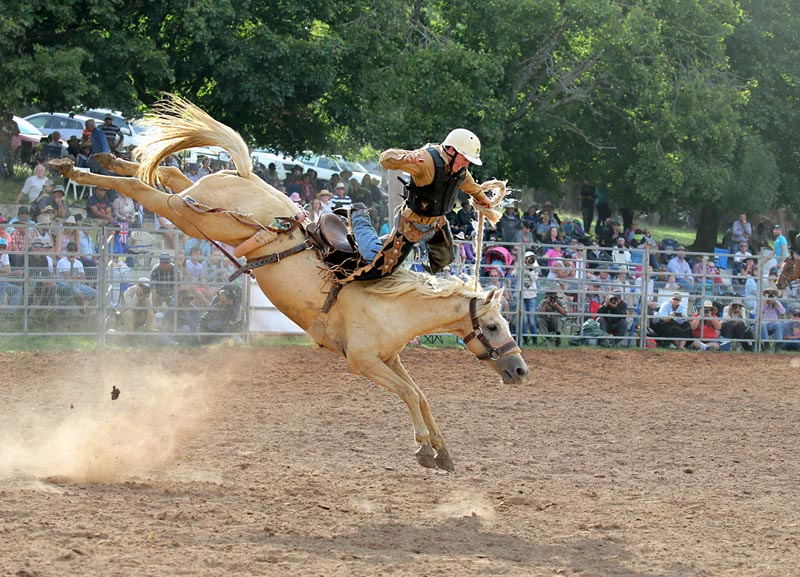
406, 147, 466, 217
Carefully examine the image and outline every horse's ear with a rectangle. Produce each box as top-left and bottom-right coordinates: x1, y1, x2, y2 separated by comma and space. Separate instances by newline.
484, 287, 496, 304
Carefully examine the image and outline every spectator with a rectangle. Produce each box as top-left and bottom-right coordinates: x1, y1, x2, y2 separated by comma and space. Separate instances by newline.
184, 163, 200, 183
300, 171, 316, 203
197, 157, 212, 178
586, 240, 611, 270
594, 182, 610, 234
6, 206, 35, 267
610, 235, 631, 265
40, 131, 63, 162
1, 111, 20, 178
112, 192, 136, 225
520, 251, 540, 345
87, 186, 114, 225
284, 165, 304, 196
667, 247, 694, 291
305, 197, 325, 223
55, 241, 97, 311
497, 203, 522, 243
199, 285, 241, 341
330, 182, 352, 211
732, 241, 752, 274
689, 300, 722, 350
578, 180, 595, 233
17, 163, 49, 204
82, 119, 110, 176
772, 224, 788, 265
316, 189, 334, 213
534, 202, 560, 241
456, 199, 477, 238
150, 253, 176, 307
65, 135, 81, 158
760, 285, 785, 349
536, 290, 569, 346
100, 115, 123, 152
652, 292, 693, 349
542, 225, 562, 247
30, 181, 56, 221
721, 298, 753, 351
264, 163, 282, 188
0, 237, 23, 307
52, 185, 69, 220
596, 291, 628, 343
730, 213, 752, 253
781, 307, 800, 351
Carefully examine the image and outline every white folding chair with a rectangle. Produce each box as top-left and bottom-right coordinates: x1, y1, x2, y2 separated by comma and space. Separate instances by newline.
64, 166, 94, 200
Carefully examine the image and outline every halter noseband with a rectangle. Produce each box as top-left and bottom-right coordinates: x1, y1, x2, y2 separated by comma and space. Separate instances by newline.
462, 297, 521, 361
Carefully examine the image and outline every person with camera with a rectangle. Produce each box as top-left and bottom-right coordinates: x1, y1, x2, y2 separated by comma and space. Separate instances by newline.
652, 292, 693, 348
521, 251, 541, 345
720, 298, 753, 351
689, 300, 722, 350
596, 291, 628, 344
536, 290, 569, 346
760, 285, 785, 350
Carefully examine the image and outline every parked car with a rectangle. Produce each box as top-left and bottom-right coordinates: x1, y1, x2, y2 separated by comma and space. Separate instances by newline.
24, 112, 94, 141
298, 154, 382, 185
13, 116, 45, 149
79, 108, 147, 149
251, 150, 300, 182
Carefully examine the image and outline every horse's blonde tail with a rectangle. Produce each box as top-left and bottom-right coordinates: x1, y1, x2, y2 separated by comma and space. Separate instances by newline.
134, 93, 252, 185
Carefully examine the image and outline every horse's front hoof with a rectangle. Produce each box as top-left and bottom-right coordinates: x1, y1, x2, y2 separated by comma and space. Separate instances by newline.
415, 444, 436, 469
434, 447, 454, 472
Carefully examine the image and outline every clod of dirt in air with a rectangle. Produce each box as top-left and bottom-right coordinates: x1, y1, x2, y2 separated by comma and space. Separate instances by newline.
111, 386, 120, 400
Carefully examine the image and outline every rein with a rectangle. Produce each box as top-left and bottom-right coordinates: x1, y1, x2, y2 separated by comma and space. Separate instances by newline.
166, 194, 306, 279
462, 297, 521, 360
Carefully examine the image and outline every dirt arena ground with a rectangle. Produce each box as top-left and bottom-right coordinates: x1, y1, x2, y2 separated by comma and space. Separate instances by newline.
0, 345, 798, 577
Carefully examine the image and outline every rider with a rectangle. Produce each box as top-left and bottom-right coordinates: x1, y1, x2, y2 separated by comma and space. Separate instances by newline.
350, 129, 493, 277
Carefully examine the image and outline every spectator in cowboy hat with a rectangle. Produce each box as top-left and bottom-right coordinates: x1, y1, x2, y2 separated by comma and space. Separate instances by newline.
688, 299, 722, 350
316, 189, 334, 213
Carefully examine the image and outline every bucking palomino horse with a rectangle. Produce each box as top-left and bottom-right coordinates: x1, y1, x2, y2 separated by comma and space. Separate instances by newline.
50, 95, 528, 472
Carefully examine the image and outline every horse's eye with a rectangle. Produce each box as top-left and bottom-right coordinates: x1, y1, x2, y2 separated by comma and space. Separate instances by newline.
487, 324, 498, 332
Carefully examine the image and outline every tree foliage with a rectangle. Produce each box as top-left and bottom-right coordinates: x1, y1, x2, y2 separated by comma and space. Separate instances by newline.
1, 0, 796, 245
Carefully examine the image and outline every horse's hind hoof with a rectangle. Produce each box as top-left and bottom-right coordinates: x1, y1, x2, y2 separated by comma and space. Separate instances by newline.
435, 447, 454, 472
93, 152, 116, 170
48, 158, 74, 175
415, 445, 437, 469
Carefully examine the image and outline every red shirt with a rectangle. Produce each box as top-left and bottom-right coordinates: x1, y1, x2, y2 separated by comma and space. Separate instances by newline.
692, 314, 719, 340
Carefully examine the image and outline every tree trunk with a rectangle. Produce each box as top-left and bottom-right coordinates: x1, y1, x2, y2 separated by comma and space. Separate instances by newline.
690, 202, 721, 253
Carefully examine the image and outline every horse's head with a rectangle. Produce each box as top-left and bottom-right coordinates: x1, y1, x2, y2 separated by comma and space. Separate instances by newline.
777, 251, 800, 290
463, 287, 528, 384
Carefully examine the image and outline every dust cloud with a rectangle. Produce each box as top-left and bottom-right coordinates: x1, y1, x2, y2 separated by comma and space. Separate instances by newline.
0, 361, 216, 484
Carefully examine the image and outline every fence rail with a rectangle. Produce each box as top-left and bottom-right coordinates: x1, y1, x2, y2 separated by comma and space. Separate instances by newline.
0, 221, 795, 352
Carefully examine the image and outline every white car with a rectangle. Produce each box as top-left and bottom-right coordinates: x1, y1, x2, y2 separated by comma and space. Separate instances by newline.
24, 112, 94, 141
251, 150, 301, 182
299, 154, 382, 185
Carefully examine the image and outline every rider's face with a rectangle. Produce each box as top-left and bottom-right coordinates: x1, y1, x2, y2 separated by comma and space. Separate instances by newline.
445, 147, 470, 173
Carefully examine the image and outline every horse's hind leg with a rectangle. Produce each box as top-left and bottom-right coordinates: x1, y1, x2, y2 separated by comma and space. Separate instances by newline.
93, 153, 193, 192
388, 355, 453, 472
347, 352, 437, 470
50, 159, 200, 237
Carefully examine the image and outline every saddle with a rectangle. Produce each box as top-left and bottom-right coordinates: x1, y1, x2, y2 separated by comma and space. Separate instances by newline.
307, 213, 367, 279
307, 213, 356, 254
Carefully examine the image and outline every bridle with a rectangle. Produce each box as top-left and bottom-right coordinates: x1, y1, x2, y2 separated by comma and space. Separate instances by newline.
462, 297, 521, 361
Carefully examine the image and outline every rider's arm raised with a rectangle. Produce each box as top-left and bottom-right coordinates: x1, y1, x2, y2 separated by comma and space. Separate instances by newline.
379, 148, 434, 184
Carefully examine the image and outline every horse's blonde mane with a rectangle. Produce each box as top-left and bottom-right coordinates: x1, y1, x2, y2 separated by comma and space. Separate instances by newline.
135, 94, 253, 186
363, 267, 479, 298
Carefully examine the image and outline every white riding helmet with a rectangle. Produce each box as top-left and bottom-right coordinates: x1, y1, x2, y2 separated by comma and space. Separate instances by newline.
441, 128, 482, 166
